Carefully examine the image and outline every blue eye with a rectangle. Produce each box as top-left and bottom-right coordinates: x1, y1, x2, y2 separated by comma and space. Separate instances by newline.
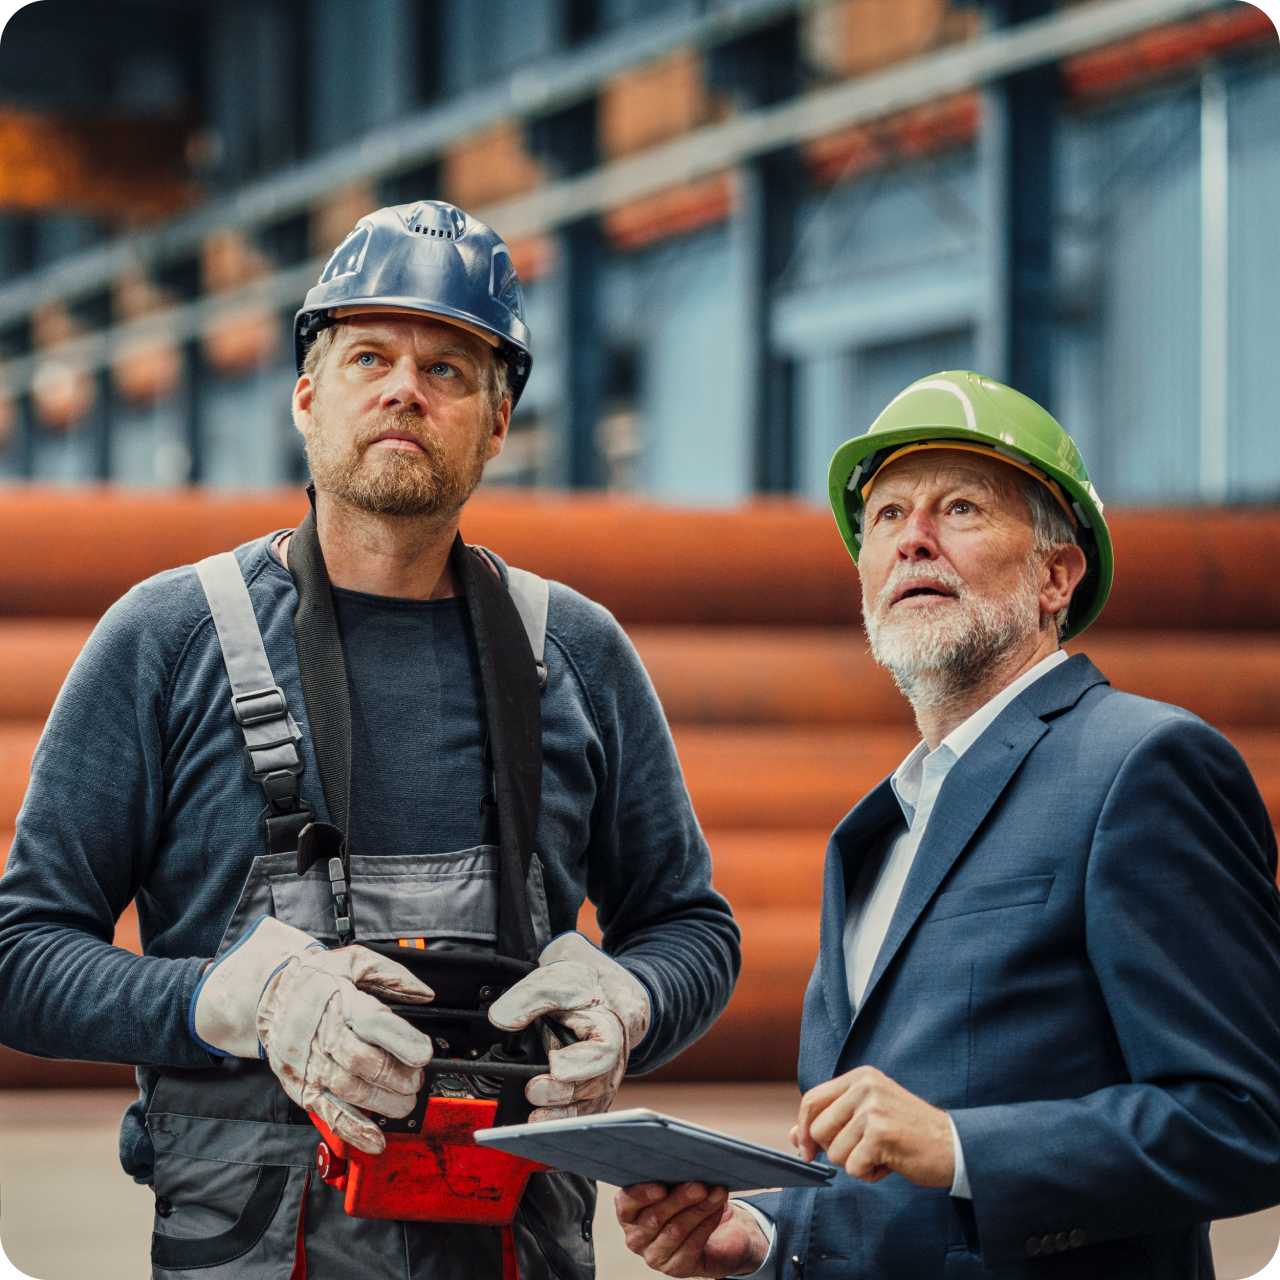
356, 352, 379, 368
429, 361, 457, 378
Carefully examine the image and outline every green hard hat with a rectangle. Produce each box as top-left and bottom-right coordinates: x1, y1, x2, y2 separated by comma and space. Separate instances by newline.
828, 370, 1113, 640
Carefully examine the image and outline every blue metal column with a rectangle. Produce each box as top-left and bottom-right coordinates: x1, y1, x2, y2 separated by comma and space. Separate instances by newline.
708, 16, 804, 493
14, 388, 36, 481
527, 98, 606, 489
81, 292, 115, 481
182, 338, 206, 486
979, 0, 1057, 408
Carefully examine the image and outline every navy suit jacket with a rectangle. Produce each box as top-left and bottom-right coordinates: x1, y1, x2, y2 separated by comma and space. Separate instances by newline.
752, 655, 1280, 1279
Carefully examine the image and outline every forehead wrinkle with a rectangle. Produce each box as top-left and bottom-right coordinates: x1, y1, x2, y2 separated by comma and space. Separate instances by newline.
334, 320, 486, 364
872, 459, 1014, 506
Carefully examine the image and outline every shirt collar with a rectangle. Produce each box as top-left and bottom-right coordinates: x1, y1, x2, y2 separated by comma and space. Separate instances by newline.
889, 649, 1069, 823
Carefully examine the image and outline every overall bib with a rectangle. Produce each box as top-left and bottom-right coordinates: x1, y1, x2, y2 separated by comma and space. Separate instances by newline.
144, 510, 596, 1279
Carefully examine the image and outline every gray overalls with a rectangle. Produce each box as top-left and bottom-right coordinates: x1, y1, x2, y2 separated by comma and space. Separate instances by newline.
144, 511, 596, 1279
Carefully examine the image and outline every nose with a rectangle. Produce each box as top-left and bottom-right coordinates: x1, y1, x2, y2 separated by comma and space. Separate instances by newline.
378, 357, 429, 414
895, 508, 940, 561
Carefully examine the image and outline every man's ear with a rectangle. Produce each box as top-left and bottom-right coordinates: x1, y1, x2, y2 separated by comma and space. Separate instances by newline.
292, 374, 314, 435
485, 394, 512, 462
1041, 542, 1088, 624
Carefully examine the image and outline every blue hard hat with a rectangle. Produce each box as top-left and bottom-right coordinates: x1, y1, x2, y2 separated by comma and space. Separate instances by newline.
294, 200, 533, 408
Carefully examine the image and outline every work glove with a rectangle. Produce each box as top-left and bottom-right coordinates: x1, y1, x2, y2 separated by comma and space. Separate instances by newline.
191, 916, 436, 1154
487, 932, 651, 1122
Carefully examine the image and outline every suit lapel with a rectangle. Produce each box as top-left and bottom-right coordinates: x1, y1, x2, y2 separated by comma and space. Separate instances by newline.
818, 780, 901, 1032
851, 654, 1109, 1023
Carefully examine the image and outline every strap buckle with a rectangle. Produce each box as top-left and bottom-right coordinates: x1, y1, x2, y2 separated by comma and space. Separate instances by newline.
232, 686, 288, 728
260, 767, 301, 809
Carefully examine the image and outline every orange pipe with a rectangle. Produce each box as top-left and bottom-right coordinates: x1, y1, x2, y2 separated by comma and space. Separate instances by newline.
4, 721, 1280, 835
4, 489, 1280, 629
8, 623, 1280, 734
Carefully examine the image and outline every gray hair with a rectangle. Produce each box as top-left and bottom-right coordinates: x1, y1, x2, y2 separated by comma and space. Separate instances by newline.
1018, 473, 1078, 639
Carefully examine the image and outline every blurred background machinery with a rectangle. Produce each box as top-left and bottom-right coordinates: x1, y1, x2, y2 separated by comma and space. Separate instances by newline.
0, 0, 1274, 502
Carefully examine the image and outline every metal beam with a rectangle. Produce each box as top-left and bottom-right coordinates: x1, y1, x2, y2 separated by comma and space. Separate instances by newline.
0, 0, 805, 328
0, 0, 1225, 388
482, 0, 1221, 238
708, 13, 804, 493
1199, 62, 1229, 503
527, 98, 605, 488
979, 0, 1059, 406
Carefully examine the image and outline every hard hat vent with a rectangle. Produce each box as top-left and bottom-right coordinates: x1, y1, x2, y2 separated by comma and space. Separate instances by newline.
403, 201, 467, 241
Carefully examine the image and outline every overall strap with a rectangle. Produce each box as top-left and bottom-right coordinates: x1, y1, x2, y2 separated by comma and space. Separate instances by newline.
453, 535, 543, 964
503, 565, 549, 690
288, 508, 354, 838
195, 552, 312, 854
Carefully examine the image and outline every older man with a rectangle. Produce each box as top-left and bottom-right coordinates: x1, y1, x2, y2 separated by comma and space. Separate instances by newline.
617, 371, 1280, 1279
0, 201, 739, 1278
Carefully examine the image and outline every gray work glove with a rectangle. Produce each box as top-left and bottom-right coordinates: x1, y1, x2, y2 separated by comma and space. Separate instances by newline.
191, 916, 435, 1154
487, 932, 651, 1121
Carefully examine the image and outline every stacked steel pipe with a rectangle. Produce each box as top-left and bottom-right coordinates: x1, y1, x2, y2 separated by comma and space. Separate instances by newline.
2, 489, 1279, 1086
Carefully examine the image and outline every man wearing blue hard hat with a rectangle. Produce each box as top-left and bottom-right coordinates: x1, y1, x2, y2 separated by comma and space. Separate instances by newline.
0, 201, 739, 1278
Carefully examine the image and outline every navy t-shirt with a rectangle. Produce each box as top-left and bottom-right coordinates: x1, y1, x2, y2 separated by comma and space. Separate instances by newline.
335, 588, 487, 857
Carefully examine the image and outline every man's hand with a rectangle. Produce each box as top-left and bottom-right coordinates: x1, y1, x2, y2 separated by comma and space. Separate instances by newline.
487, 932, 650, 1120
616, 1183, 769, 1278
792, 1065, 954, 1187
192, 917, 436, 1155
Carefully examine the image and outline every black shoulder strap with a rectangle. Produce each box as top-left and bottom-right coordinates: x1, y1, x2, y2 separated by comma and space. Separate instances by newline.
453, 535, 542, 963
289, 507, 354, 837
288, 502, 542, 963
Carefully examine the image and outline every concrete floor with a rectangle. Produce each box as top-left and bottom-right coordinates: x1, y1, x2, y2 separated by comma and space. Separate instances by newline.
2, 1085, 1278, 1280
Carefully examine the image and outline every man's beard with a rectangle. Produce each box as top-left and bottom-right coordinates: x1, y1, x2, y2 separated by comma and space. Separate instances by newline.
303, 406, 488, 519
862, 558, 1042, 708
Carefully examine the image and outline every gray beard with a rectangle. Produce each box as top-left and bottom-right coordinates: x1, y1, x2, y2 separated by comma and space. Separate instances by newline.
863, 566, 1042, 714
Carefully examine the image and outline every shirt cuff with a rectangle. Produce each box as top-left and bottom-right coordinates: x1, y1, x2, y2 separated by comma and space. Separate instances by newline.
729, 1198, 779, 1278
948, 1113, 972, 1199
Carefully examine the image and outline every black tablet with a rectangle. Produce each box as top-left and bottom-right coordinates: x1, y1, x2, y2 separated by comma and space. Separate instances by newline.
474, 1108, 836, 1191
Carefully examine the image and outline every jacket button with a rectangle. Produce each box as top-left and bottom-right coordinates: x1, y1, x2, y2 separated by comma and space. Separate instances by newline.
155, 1196, 173, 1218
1069, 1228, 1087, 1248
1025, 1237, 1042, 1257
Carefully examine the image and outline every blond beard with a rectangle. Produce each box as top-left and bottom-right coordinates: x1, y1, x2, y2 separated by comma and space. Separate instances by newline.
862, 557, 1043, 712
302, 403, 489, 519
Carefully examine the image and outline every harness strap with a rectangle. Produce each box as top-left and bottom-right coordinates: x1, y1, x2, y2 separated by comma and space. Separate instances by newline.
504, 566, 549, 690
289, 509, 355, 838
453, 536, 543, 964
196, 552, 310, 854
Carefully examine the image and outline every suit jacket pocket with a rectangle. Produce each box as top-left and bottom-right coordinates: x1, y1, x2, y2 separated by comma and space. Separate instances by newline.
927, 875, 1055, 924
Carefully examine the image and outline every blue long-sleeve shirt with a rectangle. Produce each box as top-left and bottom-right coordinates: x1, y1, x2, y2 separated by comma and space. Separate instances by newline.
0, 532, 739, 1082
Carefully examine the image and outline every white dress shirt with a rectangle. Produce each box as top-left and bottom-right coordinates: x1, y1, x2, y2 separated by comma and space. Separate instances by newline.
733, 650, 1069, 1279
